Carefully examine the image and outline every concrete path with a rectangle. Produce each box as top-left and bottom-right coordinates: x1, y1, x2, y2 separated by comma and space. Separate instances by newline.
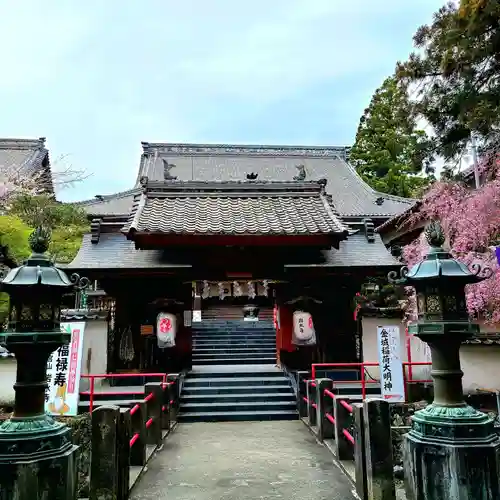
131, 421, 355, 500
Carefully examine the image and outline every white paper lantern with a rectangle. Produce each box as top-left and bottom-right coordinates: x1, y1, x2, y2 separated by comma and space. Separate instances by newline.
157, 312, 177, 348
292, 310, 316, 345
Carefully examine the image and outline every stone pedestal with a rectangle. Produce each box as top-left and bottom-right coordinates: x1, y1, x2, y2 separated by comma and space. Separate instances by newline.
404, 404, 500, 500
0, 438, 78, 500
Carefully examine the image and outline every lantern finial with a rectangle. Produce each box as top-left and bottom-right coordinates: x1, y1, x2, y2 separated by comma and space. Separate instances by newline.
425, 220, 445, 248
28, 226, 51, 254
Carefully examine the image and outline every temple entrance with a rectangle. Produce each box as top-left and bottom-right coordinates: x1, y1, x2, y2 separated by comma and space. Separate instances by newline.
193, 280, 274, 322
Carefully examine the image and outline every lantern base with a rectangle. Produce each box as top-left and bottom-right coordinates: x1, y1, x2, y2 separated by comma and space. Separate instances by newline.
0, 441, 78, 500
404, 404, 500, 500
408, 320, 480, 337
0, 413, 73, 458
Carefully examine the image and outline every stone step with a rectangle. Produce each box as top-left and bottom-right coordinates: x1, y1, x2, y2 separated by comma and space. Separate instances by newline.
192, 346, 276, 353
192, 339, 275, 346
192, 357, 276, 365
192, 333, 275, 338
177, 410, 298, 422
192, 351, 275, 360
181, 392, 296, 403
181, 400, 297, 413
186, 368, 284, 378
184, 376, 289, 387
181, 384, 293, 395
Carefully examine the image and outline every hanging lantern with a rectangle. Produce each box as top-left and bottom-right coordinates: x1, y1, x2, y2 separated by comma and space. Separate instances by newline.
262, 280, 269, 297
156, 312, 176, 348
233, 281, 243, 297
247, 281, 256, 299
292, 310, 316, 346
202, 280, 210, 299
218, 282, 226, 300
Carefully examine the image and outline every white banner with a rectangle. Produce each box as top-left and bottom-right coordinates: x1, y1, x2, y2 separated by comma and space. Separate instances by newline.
45, 322, 86, 417
376, 325, 405, 403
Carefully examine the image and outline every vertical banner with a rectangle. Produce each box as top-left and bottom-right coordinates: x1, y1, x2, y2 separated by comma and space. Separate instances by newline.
376, 325, 405, 403
45, 322, 86, 416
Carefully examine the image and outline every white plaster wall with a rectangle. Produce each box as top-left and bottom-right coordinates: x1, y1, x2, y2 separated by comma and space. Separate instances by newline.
78, 320, 108, 391
361, 316, 500, 394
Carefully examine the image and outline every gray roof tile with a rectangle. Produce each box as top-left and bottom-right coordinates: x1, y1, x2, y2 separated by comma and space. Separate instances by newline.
125, 180, 348, 236
135, 143, 414, 217
77, 143, 414, 219
285, 233, 399, 268
0, 137, 51, 190
66, 231, 397, 270
65, 233, 193, 269
75, 188, 138, 216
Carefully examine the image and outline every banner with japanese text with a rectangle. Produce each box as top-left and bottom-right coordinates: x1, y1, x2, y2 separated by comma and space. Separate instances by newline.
44, 322, 86, 416
376, 325, 405, 403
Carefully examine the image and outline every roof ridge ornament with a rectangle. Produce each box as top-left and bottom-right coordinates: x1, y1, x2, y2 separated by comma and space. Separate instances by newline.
293, 164, 306, 181
162, 159, 178, 181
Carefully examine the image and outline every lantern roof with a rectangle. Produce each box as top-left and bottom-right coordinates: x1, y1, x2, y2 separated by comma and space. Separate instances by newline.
389, 221, 493, 286
0, 227, 87, 290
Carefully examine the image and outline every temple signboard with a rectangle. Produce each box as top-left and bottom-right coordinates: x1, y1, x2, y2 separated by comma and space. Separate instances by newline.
45, 322, 86, 416
376, 325, 405, 403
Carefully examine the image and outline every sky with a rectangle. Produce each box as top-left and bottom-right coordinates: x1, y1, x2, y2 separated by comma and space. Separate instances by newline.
0, 0, 447, 202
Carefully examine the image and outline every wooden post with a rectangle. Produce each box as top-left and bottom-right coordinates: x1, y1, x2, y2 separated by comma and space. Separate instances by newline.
306, 380, 317, 427
145, 382, 163, 446
353, 402, 368, 500
90, 405, 120, 500
316, 378, 334, 441
297, 371, 310, 418
334, 397, 354, 460
363, 399, 395, 500
130, 401, 147, 467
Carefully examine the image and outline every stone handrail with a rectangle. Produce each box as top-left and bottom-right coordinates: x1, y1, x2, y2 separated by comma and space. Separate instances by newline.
89, 374, 179, 499
297, 373, 396, 500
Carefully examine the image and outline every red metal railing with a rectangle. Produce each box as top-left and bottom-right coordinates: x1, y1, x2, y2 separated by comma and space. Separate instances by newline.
80, 372, 168, 412
128, 380, 174, 449
311, 361, 432, 401
322, 385, 355, 445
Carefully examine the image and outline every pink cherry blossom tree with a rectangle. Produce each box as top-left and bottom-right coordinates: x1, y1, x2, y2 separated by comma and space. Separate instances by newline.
402, 150, 500, 324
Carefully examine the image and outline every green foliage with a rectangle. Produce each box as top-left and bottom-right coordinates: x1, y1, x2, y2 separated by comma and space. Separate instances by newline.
9, 194, 87, 229
350, 76, 435, 198
397, 0, 500, 161
0, 196, 88, 323
0, 215, 32, 322
49, 225, 89, 264
0, 215, 32, 262
6, 195, 89, 264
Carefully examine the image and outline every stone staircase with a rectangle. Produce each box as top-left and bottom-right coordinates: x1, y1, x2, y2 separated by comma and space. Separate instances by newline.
178, 320, 298, 422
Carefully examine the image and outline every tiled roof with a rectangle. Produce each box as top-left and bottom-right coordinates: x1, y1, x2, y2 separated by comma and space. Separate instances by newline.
65, 231, 398, 270
64, 233, 193, 269
124, 180, 349, 236
0, 137, 52, 193
78, 142, 414, 219
284, 233, 399, 268
75, 188, 138, 216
